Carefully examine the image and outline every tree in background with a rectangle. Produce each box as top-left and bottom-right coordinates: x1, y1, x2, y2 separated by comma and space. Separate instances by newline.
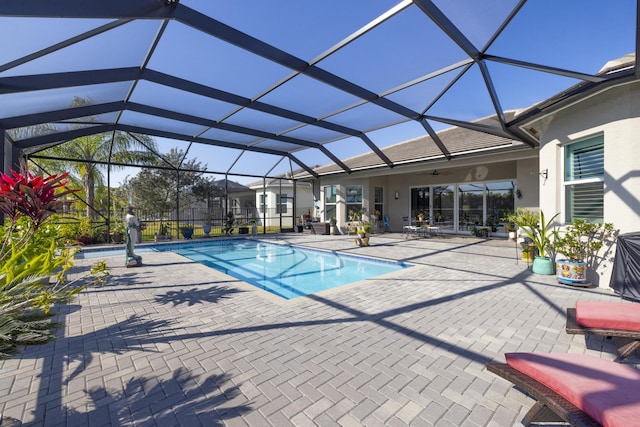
29, 97, 157, 220
122, 148, 206, 213
191, 176, 224, 209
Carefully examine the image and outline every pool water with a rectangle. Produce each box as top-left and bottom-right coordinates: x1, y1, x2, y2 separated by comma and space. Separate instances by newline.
79, 239, 409, 299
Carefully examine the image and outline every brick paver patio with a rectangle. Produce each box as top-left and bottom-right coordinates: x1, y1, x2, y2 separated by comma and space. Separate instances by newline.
0, 234, 635, 426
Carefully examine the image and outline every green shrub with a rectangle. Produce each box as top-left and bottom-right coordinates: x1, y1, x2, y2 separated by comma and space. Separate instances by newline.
0, 169, 109, 359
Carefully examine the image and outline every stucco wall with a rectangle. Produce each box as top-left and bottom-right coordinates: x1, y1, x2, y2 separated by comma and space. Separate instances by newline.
515, 157, 540, 210
316, 150, 538, 233
251, 183, 313, 227
537, 81, 640, 287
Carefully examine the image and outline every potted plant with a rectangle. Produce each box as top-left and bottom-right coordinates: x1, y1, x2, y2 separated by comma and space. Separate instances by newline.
362, 222, 371, 246
110, 221, 126, 244
329, 217, 337, 235
155, 222, 172, 241
225, 211, 235, 236
249, 218, 258, 236
74, 218, 92, 245
202, 212, 212, 237
521, 245, 536, 263
181, 224, 194, 239
554, 220, 614, 285
513, 208, 559, 274
355, 222, 371, 246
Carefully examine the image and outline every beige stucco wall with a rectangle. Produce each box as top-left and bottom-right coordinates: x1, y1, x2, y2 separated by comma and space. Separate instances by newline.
315, 149, 539, 233
536, 81, 640, 287
250, 182, 314, 227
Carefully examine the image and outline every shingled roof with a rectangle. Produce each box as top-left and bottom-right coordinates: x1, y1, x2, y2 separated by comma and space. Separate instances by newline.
303, 111, 523, 177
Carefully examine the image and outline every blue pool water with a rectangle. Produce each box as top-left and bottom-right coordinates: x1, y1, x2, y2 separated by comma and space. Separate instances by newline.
78, 239, 409, 299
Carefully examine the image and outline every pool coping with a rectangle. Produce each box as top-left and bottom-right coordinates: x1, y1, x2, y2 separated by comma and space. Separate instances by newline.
77, 236, 414, 301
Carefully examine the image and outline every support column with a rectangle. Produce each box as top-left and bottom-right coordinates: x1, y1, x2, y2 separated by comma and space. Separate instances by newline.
2, 128, 20, 173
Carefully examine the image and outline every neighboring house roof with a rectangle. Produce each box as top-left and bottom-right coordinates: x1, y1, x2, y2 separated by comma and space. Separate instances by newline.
213, 179, 253, 194
247, 168, 315, 189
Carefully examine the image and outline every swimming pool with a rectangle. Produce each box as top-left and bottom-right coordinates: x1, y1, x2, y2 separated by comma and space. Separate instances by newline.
79, 239, 409, 299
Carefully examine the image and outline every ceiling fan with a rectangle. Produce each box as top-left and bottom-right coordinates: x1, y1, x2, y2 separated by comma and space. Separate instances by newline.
429, 169, 452, 176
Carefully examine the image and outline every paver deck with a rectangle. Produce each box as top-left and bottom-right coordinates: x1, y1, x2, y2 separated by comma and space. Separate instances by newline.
0, 234, 636, 426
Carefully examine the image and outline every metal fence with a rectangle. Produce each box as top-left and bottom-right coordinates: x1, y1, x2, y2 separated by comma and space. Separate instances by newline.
55, 205, 311, 243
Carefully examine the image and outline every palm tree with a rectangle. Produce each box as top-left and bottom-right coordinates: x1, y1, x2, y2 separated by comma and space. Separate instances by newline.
30, 98, 157, 220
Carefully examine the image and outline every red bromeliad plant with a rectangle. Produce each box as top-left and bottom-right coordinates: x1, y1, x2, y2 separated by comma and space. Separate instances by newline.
0, 169, 77, 261
0, 166, 108, 359
0, 169, 75, 228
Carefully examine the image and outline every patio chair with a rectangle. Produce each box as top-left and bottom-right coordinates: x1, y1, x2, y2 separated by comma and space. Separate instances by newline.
402, 216, 419, 238
566, 301, 640, 361
486, 352, 640, 427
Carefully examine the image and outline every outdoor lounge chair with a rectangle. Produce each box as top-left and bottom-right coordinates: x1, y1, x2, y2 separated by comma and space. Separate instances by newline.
566, 301, 640, 361
486, 352, 640, 427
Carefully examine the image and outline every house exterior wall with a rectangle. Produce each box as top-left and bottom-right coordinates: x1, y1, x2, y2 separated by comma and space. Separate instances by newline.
537, 81, 640, 287
316, 150, 539, 234
251, 182, 313, 228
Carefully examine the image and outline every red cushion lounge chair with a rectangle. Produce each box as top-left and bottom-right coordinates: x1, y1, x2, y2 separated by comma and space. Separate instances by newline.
487, 352, 640, 427
566, 301, 640, 361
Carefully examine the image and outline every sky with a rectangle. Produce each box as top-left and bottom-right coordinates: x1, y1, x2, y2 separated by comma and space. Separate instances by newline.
0, 0, 636, 186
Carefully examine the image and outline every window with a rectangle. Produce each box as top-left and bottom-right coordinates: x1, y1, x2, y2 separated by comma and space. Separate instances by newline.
277, 193, 287, 214
259, 194, 267, 213
324, 185, 337, 222
374, 186, 384, 219
564, 135, 604, 222
345, 185, 363, 220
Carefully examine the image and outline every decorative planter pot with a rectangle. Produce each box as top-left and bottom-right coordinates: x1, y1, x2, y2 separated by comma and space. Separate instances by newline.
181, 228, 194, 239
202, 224, 211, 237
532, 256, 555, 275
556, 259, 587, 285
521, 243, 536, 262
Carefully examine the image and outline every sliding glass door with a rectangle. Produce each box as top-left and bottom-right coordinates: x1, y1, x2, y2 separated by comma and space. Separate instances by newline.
458, 183, 484, 231
408, 181, 515, 234
433, 185, 454, 230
